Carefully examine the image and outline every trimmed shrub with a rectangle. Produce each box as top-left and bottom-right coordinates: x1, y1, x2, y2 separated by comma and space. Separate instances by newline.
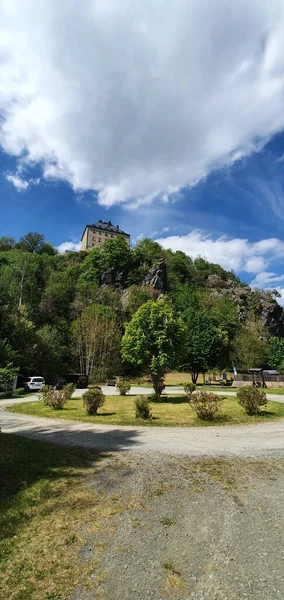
83, 388, 104, 415
237, 386, 267, 415
65, 382, 75, 399
48, 389, 68, 410
189, 391, 222, 421
184, 382, 196, 396
135, 396, 152, 420
38, 385, 53, 405
13, 388, 26, 397
116, 381, 131, 395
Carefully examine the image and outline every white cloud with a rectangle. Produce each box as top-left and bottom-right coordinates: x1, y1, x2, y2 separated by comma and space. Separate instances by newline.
6, 172, 40, 191
156, 231, 284, 274
1, 1, 284, 206
57, 241, 81, 254
250, 271, 284, 287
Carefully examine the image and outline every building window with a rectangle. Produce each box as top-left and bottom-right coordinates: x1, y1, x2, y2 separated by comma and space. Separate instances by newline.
105, 233, 108, 236
98, 238, 102, 242
92, 243, 94, 247
111, 234, 113, 238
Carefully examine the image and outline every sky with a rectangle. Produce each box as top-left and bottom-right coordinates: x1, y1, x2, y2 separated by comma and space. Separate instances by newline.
1, 1, 284, 301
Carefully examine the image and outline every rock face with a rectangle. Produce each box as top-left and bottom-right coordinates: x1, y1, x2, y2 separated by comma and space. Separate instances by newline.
206, 275, 284, 336
101, 268, 125, 287
144, 259, 167, 292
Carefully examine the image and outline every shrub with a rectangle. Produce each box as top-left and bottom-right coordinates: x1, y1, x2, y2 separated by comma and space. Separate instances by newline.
65, 382, 75, 399
135, 396, 152, 420
116, 381, 131, 395
13, 387, 26, 397
83, 388, 104, 415
184, 382, 196, 396
38, 385, 53, 405
237, 386, 267, 415
189, 391, 222, 421
48, 389, 68, 410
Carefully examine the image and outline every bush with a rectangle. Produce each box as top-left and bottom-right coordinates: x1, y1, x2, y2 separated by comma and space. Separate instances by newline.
184, 382, 196, 396
135, 396, 152, 420
13, 388, 26, 397
189, 391, 222, 421
236, 386, 267, 415
48, 389, 68, 410
116, 381, 131, 395
83, 388, 104, 415
65, 382, 75, 399
147, 393, 163, 402
38, 385, 53, 405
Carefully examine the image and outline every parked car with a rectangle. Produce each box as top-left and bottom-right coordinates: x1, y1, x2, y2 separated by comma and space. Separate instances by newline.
65, 374, 89, 389
23, 376, 45, 392
53, 378, 67, 390
106, 376, 124, 386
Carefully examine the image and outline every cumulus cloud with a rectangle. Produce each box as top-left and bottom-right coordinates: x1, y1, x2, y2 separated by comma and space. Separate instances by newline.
5, 173, 40, 191
57, 241, 81, 254
156, 231, 284, 274
1, 1, 284, 206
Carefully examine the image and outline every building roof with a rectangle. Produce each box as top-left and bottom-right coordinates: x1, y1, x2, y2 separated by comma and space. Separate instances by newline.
81, 220, 130, 241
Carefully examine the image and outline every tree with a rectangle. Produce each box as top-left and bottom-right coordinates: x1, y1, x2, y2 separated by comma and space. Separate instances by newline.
232, 321, 268, 372
181, 308, 225, 384
0, 237, 16, 252
0, 362, 18, 392
18, 232, 45, 254
100, 236, 131, 272
38, 243, 57, 256
121, 299, 185, 396
268, 337, 284, 371
71, 304, 122, 381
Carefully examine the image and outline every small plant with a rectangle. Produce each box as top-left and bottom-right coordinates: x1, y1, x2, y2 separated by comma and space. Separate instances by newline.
135, 395, 152, 420
183, 382, 196, 396
236, 386, 267, 415
48, 389, 68, 410
13, 387, 26, 397
189, 391, 222, 421
38, 385, 53, 405
83, 388, 104, 415
65, 382, 75, 399
116, 380, 131, 395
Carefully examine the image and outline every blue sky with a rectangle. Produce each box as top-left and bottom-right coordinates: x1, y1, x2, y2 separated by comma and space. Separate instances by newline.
1, 0, 284, 301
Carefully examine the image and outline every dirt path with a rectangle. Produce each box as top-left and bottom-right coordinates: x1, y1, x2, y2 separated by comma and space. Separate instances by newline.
2, 403, 284, 457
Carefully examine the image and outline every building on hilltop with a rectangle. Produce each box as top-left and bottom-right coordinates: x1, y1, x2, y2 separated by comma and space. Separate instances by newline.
81, 220, 130, 251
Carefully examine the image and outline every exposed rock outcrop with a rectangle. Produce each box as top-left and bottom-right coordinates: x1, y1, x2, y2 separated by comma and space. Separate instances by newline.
206, 275, 284, 336
144, 259, 167, 292
101, 268, 125, 287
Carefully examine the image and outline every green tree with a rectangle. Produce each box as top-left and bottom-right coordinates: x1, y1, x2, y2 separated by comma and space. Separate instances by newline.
0, 237, 16, 252
268, 337, 284, 371
71, 304, 121, 381
18, 232, 45, 254
181, 308, 225, 383
232, 321, 268, 372
121, 299, 185, 396
0, 362, 19, 392
100, 236, 131, 272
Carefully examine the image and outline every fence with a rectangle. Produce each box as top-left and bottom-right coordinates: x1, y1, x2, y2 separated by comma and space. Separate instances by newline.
234, 374, 284, 388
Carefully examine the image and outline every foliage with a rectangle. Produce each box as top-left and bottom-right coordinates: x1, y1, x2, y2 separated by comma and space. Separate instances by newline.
38, 385, 53, 405
135, 396, 152, 419
232, 320, 268, 371
236, 386, 267, 415
41, 388, 69, 409
268, 337, 284, 371
121, 299, 185, 396
181, 307, 226, 383
189, 391, 223, 421
116, 380, 131, 395
13, 387, 25, 397
71, 304, 121, 380
0, 362, 18, 392
183, 382, 196, 395
83, 388, 105, 415
17, 232, 45, 254
65, 383, 75, 399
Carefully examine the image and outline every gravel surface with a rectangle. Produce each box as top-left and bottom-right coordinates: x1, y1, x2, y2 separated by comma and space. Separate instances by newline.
3, 402, 284, 457
69, 454, 284, 599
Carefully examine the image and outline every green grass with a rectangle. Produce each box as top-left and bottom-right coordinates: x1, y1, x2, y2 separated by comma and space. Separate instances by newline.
8, 394, 284, 427
0, 433, 110, 600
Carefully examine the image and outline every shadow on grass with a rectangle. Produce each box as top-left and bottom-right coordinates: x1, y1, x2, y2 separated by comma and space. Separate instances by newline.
151, 396, 188, 404
0, 426, 139, 545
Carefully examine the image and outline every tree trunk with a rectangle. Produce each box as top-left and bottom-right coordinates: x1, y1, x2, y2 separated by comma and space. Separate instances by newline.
191, 371, 199, 384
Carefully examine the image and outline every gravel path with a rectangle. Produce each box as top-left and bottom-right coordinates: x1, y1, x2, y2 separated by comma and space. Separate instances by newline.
2, 394, 284, 457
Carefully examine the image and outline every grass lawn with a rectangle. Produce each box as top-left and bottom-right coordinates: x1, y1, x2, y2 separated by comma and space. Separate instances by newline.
0, 433, 118, 600
8, 394, 284, 427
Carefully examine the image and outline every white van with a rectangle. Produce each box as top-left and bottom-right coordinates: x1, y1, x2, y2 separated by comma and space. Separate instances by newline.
23, 376, 45, 392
